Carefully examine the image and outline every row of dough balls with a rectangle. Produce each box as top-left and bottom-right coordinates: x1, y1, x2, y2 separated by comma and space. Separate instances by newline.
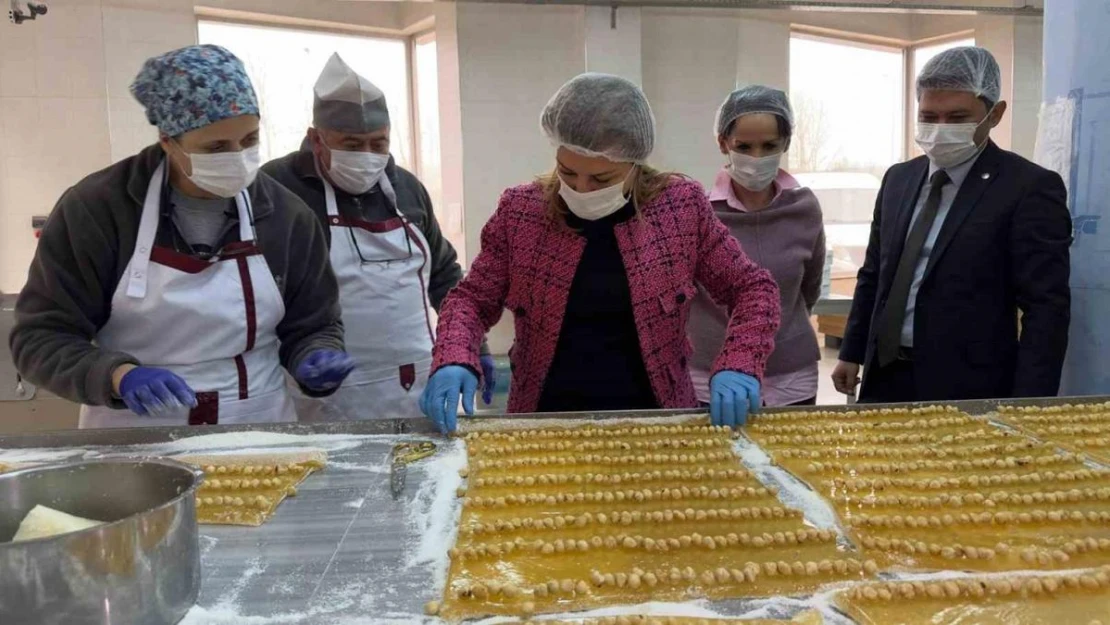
462, 487, 779, 509
451, 528, 837, 560
776, 441, 1036, 460
472, 451, 736, 471
753, 405, 961, 422
472, 437, 731, 457
843, 567, 1110, 602
802, 453, 1078, 475
848, 487, 1110, 509
465, 425, 735, 443
197, 495, 271, 510
828, 468, 1107, 491
430, 559, 880, 615
469, 468, 751, 489
198, 463, 306, 476
759, 429, 997, 447
754, 415, 969, 434
460, 505, 796, 536
1000, 403, 1110, 416
850, 508, 1110, 529
199, 477, 288, 491
862, 536, 1110, 563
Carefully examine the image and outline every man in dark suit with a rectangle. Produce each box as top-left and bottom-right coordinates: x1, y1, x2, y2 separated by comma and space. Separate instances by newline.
832, 47, 1072, 403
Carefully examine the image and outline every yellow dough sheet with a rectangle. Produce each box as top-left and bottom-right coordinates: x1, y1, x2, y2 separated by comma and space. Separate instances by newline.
499, 610, 823, 625
745, 406, 1110, 573
437, 420, 875, 622
995, 402, 1110, 464
833, 566, 1110, 625
176, 450, 326, 526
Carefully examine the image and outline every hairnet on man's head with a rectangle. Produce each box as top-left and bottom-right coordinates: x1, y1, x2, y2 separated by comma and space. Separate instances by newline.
916, 46, 1002, 105
540, 73, 655, 163
716, 85, 794, 137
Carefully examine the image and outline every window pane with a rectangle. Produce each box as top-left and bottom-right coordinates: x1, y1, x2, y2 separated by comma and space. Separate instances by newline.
415, 36, 462, 260
789, 35, 905, 295
197, 21, 412, 168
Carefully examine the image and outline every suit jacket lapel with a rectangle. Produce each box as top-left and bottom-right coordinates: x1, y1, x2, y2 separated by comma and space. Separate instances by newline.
923, 141, 1002, 280
888, 158, 930, 267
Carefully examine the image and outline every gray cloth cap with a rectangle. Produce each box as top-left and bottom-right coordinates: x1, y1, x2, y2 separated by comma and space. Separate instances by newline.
313, 53, 390, 133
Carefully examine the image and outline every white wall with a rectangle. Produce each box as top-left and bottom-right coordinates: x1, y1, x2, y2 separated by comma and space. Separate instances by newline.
0, 0, 197, 294
455, 3, 586, 261
1010, 16, 1044, 159
0, 0, 411, 294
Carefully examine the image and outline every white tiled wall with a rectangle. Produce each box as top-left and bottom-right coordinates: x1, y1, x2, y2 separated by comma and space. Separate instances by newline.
1, 0, 115, 294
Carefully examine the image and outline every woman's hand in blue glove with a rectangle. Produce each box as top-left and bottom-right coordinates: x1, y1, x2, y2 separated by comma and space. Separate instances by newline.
709, 371, 761, 428
479, 355, 497, 405
117, 366, 197, 417
420, 366, 478, 434
295, 350, 355, 392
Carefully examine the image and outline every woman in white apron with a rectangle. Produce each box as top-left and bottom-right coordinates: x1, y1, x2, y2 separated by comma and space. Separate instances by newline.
10, 45, 354, 428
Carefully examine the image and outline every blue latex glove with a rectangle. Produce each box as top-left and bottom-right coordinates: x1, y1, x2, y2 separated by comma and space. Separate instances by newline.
420, 366, 478, 434
709, 371, 761, 428
479, 354, 497, 405
295, 350, 355, 392
119, 367, 197, 417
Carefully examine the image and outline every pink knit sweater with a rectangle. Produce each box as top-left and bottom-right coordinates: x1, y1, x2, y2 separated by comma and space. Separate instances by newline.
431, 177, 781, 413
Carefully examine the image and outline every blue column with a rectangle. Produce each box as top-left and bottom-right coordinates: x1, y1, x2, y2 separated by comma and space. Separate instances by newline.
1042, 0, 1110, 395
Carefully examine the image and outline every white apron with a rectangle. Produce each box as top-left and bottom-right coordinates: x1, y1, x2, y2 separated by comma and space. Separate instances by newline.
294, 171, 436, 422
79, 161, 295, 429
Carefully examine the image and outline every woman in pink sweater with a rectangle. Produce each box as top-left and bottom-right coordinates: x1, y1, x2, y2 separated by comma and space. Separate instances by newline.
689, 86, 826, 407
421, 74, 780, 432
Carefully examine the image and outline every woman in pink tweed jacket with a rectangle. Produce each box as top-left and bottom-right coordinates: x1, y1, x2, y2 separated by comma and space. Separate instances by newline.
422, 74, 781, 431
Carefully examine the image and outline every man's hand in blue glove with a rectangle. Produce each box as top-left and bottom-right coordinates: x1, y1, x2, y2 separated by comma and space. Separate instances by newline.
420, 366, 478, 434
117, 366, 197, 417
479, 355, 497, 405
709, 371, 761, 428
295, 350, 355, 392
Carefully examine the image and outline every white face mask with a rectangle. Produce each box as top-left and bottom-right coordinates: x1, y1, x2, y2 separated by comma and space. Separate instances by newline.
558, 169, 634, 221
326, 147, 389, 195
179, 145, 261, 198
726, 151, 782, 192
915, 108, 994, 169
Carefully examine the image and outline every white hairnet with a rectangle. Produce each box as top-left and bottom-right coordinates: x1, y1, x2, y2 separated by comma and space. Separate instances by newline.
715, 85, 794, 137
540, 73, 655, 163
916, 46, 1002, 105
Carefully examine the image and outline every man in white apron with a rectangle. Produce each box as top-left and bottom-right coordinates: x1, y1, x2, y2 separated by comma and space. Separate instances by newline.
11, 45, 355, 428
263, 54, 495, 421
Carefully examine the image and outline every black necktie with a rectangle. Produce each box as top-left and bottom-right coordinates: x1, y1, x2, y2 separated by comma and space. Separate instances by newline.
876, 170, 950, 367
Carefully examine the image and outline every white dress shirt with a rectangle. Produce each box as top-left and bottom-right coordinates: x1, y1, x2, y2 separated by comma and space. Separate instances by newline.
901, 148, 985, 347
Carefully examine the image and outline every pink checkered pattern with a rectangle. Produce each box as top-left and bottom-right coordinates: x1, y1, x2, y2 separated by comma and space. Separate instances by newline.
431, 177, 781, 413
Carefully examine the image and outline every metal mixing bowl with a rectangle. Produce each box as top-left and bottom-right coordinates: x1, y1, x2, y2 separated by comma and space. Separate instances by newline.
0, 458, 203, 625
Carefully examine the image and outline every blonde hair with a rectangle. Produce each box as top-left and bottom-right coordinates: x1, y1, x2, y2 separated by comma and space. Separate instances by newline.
540, 165, 676, 226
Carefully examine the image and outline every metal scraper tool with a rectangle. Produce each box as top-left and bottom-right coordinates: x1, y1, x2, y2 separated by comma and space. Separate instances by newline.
389, 441, 436, 499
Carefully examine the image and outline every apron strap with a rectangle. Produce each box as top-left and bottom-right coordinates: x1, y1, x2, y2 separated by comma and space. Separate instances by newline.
235, 190, 256, 242
125, 160, 167, 299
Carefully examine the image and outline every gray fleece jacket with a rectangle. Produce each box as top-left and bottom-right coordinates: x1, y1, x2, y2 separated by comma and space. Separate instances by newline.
9, 144, 345, 408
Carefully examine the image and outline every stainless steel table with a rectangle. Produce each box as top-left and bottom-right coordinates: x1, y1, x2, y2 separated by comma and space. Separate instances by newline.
1, 397, 1106, 624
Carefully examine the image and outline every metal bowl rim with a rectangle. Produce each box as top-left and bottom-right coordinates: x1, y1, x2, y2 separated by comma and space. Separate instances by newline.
0, 457, 203, 548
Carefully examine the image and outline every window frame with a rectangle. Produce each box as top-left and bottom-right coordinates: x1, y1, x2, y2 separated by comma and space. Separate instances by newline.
410, 29, 437, 181
790, 27, 976, 163
195, 15, 419, 169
